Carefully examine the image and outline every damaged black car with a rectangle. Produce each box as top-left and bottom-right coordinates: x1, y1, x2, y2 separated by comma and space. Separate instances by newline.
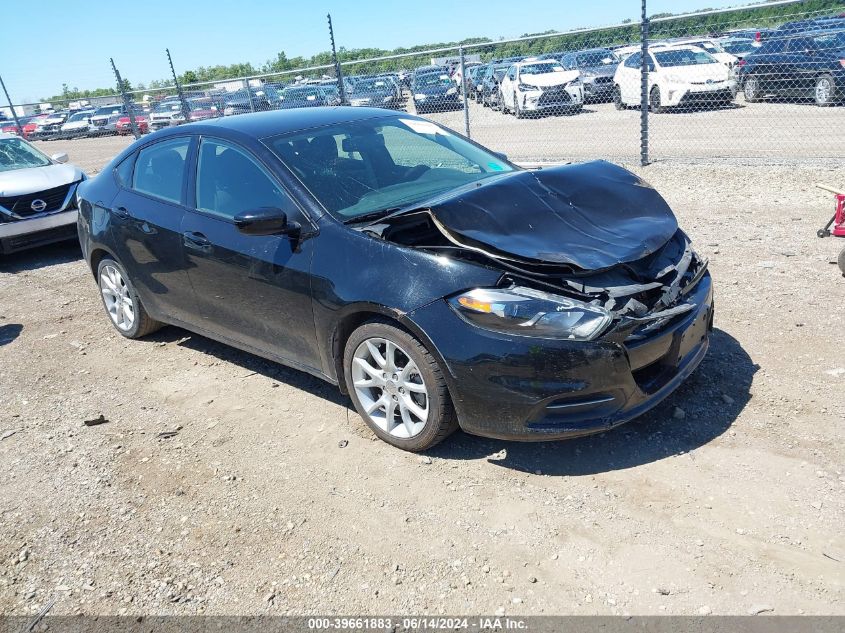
76, 108, 713, 451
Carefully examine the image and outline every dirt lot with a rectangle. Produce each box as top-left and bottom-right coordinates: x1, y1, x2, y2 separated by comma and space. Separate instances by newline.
1, 136, 844, 617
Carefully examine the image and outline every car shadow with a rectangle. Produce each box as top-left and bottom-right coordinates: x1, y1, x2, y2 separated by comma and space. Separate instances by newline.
133, 326, 753, 476
428, 328, 757, 476
0, 323, 23, 346
658, 102, 745, 115
0, 241, 82, 273
141, 326, 350, 408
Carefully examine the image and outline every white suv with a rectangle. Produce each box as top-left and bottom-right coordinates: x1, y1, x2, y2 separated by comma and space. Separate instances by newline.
613, 45, 737, 112
499, 60, 583, 118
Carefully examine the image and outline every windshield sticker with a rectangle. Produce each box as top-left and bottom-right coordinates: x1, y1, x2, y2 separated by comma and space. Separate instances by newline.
488, 162, 504, 171
400, 119, 450, 135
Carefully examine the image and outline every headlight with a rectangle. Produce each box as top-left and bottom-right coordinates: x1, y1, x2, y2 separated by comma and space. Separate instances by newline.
414, 93, 426, 100
448, 286, 612, 341
446, 87, 457, 95
518, 83, 540, 91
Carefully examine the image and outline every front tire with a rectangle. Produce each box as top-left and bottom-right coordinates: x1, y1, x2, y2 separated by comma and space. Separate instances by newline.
514, 93, 524, 118
613, 85, 625, 110
97, 257, 162, 338
344, 320, 457, 452
498, 89, 508, 114
815, 74, 835, 107
650, 86, 665, 113
744, 76, 761, 103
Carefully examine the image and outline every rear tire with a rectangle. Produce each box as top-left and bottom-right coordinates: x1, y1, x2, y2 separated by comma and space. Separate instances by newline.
613, 85, 625, 110
344, 320, 458, 452
96, 257, 162, 339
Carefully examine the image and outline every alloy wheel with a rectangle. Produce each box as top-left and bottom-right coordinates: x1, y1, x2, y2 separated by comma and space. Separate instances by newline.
816, 77, 832, 105
351, 337, 429, 439
744, 78, 758, 101
99, 264, 135, 331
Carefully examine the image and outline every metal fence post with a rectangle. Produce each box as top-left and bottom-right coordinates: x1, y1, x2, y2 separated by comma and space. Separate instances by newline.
110, 58, 140, 140
167, 48, 192, 123
328, 13, 347, 105
640, 0, 650, 166
0, 74, 23, 137
459, 46, 471, 139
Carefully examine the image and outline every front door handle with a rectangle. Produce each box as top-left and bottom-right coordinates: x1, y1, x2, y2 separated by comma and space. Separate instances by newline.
182, 231, 212, 251
112, 206, 131, 219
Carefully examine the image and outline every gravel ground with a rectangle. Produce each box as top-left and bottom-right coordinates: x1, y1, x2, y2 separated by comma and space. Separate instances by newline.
419, 95, 845, 164
0, 137, 843, 617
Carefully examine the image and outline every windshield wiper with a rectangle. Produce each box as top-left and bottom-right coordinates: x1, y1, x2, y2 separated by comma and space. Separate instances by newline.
343, 207, 405, 225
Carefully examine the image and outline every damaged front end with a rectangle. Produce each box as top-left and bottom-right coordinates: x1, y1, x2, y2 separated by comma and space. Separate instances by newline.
356, 161, 714, 440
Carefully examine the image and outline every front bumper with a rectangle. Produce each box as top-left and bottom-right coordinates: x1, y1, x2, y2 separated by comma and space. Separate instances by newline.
583, 79, 615, 99
664, 80, 737, 106
407, 273, 713, 441
414, 94, 461, 110
0, 209, 79, 253
521, 84, 584, 111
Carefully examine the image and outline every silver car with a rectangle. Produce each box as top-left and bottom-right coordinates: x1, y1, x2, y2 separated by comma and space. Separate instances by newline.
0, 134, 86, 254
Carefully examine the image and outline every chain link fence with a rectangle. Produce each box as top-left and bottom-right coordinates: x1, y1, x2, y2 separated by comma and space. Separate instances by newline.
1, 0, 844, 165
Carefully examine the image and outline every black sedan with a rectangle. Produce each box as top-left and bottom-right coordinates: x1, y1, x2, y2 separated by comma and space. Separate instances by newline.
411, 72, 461, 113
279, 85, 335, 109
348, 77, 400, 108
740, 29, 845, 106
77, 108, 713, 451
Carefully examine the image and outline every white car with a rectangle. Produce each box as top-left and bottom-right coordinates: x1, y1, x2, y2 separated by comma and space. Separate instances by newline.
149, 100, 184, 130
613, 45, 737, 112
0, 134, 86, 254
59, 110, 95, 136
498, 60, 583, 117
664, 38, 739, 69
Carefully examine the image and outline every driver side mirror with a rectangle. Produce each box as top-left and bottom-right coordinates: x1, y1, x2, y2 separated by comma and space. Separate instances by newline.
234, 207, 300, 237
51, 152, 69, 164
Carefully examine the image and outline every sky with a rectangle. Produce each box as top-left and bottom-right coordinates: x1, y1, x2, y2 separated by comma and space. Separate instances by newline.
2, 0, 733, 103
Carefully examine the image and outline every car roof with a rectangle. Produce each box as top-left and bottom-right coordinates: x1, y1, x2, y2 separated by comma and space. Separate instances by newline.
514, 59, 558, 66
168, 106, 401, 139
570, 47, 616, 54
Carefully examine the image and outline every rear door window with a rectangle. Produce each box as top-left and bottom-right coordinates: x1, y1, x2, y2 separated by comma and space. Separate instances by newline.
132, 137, 190, 204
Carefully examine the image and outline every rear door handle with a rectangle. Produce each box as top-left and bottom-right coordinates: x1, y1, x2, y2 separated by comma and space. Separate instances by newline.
182, 231, 212, 251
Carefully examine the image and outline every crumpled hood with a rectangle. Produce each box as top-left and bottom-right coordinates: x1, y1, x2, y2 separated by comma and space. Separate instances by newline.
0, 163, 84, 196
425, 160, 678, 270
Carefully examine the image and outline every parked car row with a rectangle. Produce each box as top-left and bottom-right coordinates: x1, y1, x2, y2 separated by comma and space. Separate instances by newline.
5, 15, 841, 141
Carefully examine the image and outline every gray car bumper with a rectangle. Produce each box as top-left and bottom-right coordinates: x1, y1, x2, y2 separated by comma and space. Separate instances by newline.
0, 209, 78, 239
